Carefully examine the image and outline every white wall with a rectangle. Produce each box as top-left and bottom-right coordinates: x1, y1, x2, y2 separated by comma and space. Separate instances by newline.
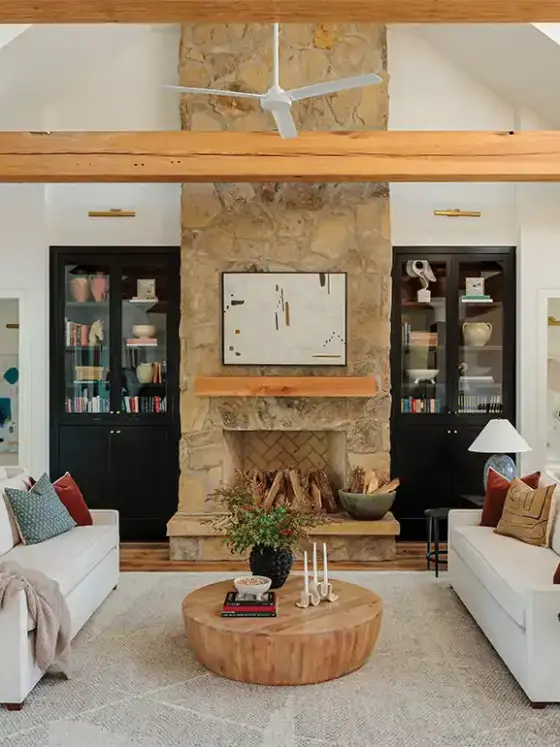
0, 25, 182, 474
388, 27, 518, 247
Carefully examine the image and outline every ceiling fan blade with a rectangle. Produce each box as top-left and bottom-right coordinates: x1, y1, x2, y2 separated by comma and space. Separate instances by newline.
287, 73, 382, 102
271, 105, 298, 139
163, 85, 262, 100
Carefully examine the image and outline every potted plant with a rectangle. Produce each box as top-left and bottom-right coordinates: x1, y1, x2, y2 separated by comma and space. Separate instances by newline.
208, 472, 328, 589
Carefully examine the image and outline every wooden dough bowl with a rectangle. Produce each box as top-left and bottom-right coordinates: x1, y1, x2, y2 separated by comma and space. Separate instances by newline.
182, 578, 382, 686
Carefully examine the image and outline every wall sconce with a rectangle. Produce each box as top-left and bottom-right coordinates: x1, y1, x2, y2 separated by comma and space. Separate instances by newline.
88, 209, 136, 218
433, 209, 481, 218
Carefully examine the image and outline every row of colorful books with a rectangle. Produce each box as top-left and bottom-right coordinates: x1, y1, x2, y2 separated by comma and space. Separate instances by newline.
221, 591, 277, 618
401, 398, 442, 414
65, 395, 110, 414
65, 320, 99, 348
122, 395, 167, 414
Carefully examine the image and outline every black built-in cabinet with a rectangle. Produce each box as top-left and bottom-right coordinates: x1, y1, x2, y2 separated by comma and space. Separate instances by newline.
50, 246, 180, 541
391, 247, 516, 540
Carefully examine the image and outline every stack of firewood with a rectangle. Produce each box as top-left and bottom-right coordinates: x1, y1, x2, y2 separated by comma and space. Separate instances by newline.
247, 468, 338, 514
346, 468, 400, 495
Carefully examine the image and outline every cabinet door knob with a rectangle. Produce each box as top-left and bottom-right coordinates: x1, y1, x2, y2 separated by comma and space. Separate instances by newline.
446, 429, 451, 434
454, 430, 458, 434
110, 430, 114, 434
116, 410, 121, 414
116, 430, 121, 435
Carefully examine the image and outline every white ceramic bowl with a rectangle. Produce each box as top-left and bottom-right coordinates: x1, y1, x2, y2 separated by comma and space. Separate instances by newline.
132, 324, 156, 338
234, 575, 272, 599
406, 369, 439, 384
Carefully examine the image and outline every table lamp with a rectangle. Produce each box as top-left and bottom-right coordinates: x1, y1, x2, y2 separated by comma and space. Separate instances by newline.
468, 419, 532, 488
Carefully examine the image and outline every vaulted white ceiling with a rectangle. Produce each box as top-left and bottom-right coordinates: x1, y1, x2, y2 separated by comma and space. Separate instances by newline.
415, 23, 560, 127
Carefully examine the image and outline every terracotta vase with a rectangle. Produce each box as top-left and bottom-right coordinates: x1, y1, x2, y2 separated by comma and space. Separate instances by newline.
90, 274, 107, 302
69, 277, 89, 303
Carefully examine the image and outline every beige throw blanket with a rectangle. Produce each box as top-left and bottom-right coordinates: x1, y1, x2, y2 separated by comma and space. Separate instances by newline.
0, 561, 71, 677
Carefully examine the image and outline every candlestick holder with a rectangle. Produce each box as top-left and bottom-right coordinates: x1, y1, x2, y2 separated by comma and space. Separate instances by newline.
295, 543, 337, 607
317, 579, 339, 603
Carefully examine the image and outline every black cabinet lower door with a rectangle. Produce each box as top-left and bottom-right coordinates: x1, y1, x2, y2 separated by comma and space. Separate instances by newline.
56, 424, 178, 541
109, 426, 178, 541
450, 425, 487, 498
391, 422, 452, 540
57, 426, 111, 511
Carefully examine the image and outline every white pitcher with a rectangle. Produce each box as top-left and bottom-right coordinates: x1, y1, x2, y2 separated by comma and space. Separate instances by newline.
462, 322, 492, 347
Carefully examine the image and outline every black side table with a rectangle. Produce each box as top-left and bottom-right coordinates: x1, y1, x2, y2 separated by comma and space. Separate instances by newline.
425, 507, 451, 577
461, 494, 485, 508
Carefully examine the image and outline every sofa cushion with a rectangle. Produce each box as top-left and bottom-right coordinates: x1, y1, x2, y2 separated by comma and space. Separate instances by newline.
5, 473, 76, 545
0, 471, 32, 549
53, 473, 93, 526
496, 478, 555, 546
481, 468, 541, 528
1, 524, 117, 597
452, 525, 560, 627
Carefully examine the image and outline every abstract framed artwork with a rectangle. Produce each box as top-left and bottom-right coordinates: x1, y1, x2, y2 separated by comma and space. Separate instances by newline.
222, 272, 347, 366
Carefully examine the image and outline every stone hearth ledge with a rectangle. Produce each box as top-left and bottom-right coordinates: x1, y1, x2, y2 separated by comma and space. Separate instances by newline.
168, 512, 400, 562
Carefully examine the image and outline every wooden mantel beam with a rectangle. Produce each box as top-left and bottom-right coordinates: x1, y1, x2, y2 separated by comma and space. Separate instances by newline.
3, 130, 560, 183
2, 0, 560, 23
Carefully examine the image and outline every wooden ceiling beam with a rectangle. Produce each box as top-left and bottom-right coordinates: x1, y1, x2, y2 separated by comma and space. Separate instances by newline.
3, 0, 560, 23
2, 130, 560, 183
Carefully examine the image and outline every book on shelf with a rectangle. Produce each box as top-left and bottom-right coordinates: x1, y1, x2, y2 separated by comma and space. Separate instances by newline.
401, 323, 438, 346
222, 591, 277, 617
126, 337, 157, 347
65, 320, 100, 348
460, 295, 493, 303
66, 394, 110, 414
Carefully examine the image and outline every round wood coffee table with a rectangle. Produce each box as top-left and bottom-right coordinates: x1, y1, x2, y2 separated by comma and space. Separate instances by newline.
182, 578, 382, 686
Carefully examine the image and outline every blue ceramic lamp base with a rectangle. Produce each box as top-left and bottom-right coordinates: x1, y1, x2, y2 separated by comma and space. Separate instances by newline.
483, 454, 517, 489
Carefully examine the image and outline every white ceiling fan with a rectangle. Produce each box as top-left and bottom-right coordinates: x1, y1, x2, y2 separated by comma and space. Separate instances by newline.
164, 24, 382, 139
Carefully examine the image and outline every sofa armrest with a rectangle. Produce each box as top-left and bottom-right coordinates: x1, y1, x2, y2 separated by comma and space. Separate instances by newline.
448, 509, 482, 555
91, 509, 119, 531
0, 589, 31, 703
525, 587, 560, 701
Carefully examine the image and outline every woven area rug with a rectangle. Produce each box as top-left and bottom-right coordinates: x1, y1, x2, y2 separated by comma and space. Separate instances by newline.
1, 571, 559, 747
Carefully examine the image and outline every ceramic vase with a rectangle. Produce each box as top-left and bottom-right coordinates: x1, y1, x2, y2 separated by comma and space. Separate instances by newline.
69, 276, 89, 303
249, 545, 293, 589
136, 362, 153, 384
90, 273, 107, 302
462, 322, 492, 347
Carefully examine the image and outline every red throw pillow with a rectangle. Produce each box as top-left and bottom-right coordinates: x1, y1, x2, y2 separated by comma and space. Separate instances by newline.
554, 563, 560, 584
53, 472, 93, 526
480, 468, 541, 528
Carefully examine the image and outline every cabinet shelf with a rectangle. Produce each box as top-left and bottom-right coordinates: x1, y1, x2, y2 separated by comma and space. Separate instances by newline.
460, 346, 502, 351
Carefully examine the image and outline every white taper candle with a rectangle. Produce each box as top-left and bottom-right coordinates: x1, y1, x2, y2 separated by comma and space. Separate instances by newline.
323, 542, 328, 585
303, 550, 309, 594
312, 542, 318, 584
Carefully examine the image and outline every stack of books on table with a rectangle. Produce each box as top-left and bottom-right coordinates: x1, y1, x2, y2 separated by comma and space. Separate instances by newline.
461, 295, 493, 303
221, 591, 277, 618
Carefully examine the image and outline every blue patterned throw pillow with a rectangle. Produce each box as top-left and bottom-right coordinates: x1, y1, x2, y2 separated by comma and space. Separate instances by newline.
5, 472, 76, 545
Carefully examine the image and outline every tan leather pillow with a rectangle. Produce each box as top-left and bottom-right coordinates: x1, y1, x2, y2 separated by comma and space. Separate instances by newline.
496, 478, 555, 546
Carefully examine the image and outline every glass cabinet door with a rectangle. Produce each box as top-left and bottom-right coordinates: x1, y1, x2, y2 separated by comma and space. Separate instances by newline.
457, 260, 504, 415
64, 263, 111, 414
119, 260, 168, 415
399, 259, 447, 414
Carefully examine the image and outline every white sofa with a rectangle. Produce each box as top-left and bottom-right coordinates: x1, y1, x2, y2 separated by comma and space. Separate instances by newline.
0, 470, 119, 710
449, 508, 560, 706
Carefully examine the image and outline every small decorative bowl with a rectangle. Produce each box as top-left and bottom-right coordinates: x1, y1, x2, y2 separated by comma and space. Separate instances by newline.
338, 490, 396, 521
132, 324, 156, 338
234, 575, 272, 600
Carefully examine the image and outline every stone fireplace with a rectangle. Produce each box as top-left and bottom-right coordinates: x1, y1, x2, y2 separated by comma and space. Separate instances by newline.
167, 22, 393, 561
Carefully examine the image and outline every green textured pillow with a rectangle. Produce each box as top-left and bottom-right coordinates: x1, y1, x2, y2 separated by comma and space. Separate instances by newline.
5, 472, 76, 545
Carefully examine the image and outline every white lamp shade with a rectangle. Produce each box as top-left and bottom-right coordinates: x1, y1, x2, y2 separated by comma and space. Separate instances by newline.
468, 419, 532, 454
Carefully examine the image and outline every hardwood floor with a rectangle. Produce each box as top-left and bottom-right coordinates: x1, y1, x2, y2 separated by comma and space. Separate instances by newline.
120, 541, 439, 572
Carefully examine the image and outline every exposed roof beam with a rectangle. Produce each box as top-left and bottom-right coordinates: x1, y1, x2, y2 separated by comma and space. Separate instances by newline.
1, 130, 560, 183
3, 0, 560, 23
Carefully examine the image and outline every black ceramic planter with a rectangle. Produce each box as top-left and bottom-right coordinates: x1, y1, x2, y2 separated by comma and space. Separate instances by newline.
249, 545, 293, 589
